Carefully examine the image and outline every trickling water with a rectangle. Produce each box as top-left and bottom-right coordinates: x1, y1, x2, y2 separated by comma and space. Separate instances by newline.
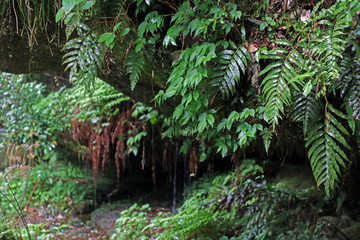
172, 145, 178, 213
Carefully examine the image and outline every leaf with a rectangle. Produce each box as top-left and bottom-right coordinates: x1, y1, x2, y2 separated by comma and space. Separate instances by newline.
121, 28, 130, 36
64, 12, 75, 24
63, 0, 76, 14
56, 7, 65, 22
173, 105, 184, 121
98, 32, 114, 43
81, 1, 94, 10
206, 114, 215, 127
306, 111, 350, 196
212, 45, 250, 97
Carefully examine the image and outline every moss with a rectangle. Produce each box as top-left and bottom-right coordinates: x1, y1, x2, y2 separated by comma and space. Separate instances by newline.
271, 164, 325, 201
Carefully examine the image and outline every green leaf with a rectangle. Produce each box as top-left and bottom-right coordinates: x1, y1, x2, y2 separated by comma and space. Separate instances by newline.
64, 12, 75, 24
173, 105, 184, 121
206, 114, 215, 127
81, 1, 94, 10
56, 7, 65, 22
121, 28, 130, 36
63, 0, 76, 14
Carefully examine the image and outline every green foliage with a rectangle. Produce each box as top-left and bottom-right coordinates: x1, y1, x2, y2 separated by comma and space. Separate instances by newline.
292, 89, 323, 136
248, 0, 360, 194
0, 160, 93, 239
67, 77, 130, 121
62, 23, 102, 88
305, 104, 351, 196
56, 0, 95, 39
259, 45, 305, 128
0, 74, 70, 158
110, 204, 153, 240
54, 0, 360, 195
0, 160, 93, 213
111, 160, 324, 239
125, 50, 145, 90
212, 44, 251, 96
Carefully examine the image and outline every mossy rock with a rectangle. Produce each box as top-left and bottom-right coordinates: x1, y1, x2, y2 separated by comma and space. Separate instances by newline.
341, 221, 360, 240
91, 203, 130, 236
319, 216, 360, 240
271, 164, 325, 201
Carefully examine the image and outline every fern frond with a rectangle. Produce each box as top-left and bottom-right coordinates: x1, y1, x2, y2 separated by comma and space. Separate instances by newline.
305, 104, 351, 195
292, 89, 323, 135
211, 45, 250, 97
307, 4, 353, 92
125, 50, 145, 90
340, 57, 360, 119
259, 46, 305, 128
62, 23, 102, 88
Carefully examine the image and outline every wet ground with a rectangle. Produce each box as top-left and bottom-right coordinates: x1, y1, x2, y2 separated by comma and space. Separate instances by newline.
22, 203, 171, 239
23, 206, 109, 239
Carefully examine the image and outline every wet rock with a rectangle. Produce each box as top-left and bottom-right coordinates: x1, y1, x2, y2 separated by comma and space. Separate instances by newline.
270, 164, 325, 201
91, 205, 129, 236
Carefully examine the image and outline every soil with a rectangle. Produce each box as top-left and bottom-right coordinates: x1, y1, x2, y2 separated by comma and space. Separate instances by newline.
23, 206, 108, 239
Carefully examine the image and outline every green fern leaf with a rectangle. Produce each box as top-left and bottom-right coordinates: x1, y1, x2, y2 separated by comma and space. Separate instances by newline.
62, 23, 102, 88
259, 48, 298, 127
305, 104, 351, 195
292, 89, 323, 135
211, 45, 250, 97
340, 58, 360, 120
125, 50, 145, 91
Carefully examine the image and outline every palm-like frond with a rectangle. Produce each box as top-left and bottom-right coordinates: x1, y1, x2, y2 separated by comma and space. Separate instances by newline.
259, 45, 305, 128
125, 50, 145, 91
292, 89, 323, 136
62, 23, 102, 88
211, 45, 251, 97
305, 104, 351, 195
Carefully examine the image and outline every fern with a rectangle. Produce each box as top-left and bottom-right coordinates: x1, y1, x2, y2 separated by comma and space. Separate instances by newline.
211, 44, 250, 97
125, 50, 145, 91
305, 104, 351, 195
62, 23, 102, 88
259, 44, 305, 128
292, 88, 323, 136
340, 57, 360, 120
67, 78, 129, 112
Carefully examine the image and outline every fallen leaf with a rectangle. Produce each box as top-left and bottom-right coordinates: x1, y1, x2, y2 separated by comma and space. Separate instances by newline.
247, 43, 258, 53
301, 9, 311, 22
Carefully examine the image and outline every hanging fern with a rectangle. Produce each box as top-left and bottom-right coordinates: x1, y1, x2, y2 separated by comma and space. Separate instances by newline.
305, 104, 351, 195
125, 50, 145, 91
259, 43, 305, 128
292, 88, 323, 136
62, 23, 102, 88
340, 57, 360, 120
211, 44, 251, 97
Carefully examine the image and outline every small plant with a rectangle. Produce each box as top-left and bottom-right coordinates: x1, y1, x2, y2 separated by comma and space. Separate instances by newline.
111, 160, 327, 239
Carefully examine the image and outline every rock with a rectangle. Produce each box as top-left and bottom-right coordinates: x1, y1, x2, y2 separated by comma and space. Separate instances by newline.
270, 164, 325, 201
341, 221, 360, 240
91, 204, 129, 236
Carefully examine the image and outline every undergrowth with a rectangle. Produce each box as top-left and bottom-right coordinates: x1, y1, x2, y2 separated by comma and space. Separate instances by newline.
111, 160, 328, 240
0, 158, 94, 239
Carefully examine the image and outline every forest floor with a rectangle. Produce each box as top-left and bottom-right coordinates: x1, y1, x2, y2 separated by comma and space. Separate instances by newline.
23, 205, 109, 239
22, 203, 170, 239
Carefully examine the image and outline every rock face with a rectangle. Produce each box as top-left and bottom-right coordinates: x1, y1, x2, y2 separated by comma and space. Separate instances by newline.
0, 18, 173, 108
270, 164, 324, 200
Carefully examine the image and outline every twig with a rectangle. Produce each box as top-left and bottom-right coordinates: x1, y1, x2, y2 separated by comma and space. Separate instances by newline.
16, 178, 40, 225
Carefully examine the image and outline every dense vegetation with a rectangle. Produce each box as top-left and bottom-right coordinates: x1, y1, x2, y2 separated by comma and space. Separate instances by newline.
1, 0, 360, 239
51, 0, 360, 195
